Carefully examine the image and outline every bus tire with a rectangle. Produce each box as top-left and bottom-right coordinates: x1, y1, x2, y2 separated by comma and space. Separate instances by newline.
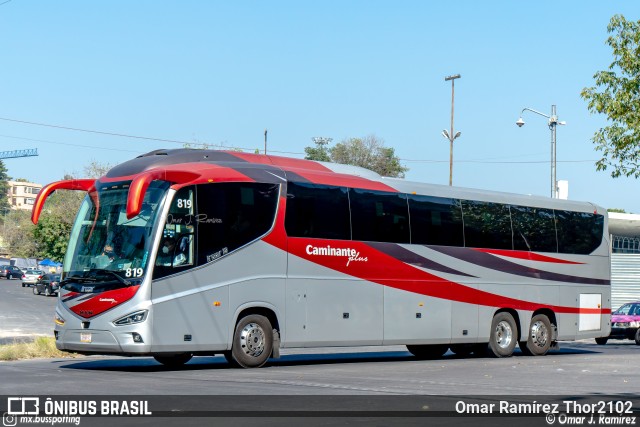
595, 337, 608, 345
488, 312, 517, 358
635, 329, 640, 346
153, 353, 193, 367
229, 314, 273, 368
520, 314, 552, 356
406, 344, 448, 359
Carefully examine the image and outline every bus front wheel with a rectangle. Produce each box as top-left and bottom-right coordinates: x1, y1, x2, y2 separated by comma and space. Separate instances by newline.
228, 314, 273, 368
488, 312, 517, 358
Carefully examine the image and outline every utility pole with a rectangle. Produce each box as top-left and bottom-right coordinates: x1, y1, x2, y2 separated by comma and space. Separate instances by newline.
442, 74, 461, 186
264, 129, 267, 155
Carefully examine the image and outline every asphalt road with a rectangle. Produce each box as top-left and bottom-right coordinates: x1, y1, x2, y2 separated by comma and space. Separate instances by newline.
0, 276, 57, 343
1, 280, 639, 395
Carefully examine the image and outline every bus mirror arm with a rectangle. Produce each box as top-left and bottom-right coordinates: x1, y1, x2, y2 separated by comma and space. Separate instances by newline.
126, 168, 201, 219
31, 179, 96, 224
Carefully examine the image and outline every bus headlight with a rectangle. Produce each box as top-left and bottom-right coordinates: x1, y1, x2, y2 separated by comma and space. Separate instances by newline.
54, 311, 65, 326
113, 310, 148, 326
629, 321, 640, 328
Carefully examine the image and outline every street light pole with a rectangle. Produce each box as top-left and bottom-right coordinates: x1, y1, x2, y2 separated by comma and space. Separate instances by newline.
443, 74, 461, 186
516, 105, 566, 198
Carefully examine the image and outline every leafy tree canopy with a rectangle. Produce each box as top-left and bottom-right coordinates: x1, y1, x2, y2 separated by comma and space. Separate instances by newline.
304, 135, 408, 178
0, 160, 10, 214
581, 14, 640, 178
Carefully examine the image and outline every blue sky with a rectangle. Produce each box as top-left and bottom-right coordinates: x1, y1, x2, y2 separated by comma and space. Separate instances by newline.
1, 1, 639, 211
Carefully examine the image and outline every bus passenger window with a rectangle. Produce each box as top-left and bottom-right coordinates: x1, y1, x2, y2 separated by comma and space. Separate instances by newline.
408, 195, 463, 247
461, 200, 513, 250
285, 182, 351, 240
555, 210, 604, 254
511, 205, 557, 253
350, 189, 409, 243
196, 182, 279, 265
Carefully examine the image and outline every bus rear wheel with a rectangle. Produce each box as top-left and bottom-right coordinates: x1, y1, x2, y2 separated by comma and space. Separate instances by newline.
519, 314, 552, 356
228, 314, 273, 368
488, 312, 517, 358
406, 344, 448, 359
153, 353, 193, 367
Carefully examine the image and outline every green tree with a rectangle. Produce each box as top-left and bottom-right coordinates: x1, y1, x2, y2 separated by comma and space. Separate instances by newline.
33, 190, 84, 262
581, 15, 640, 178
0, 160, 10, 215
3, 209, 38, 258
304, 135, 408, 178
304, 137, 331, 162
32, 161, 112, 262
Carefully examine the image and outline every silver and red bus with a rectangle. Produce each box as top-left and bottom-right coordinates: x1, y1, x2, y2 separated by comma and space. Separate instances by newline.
32, 149, 611, 368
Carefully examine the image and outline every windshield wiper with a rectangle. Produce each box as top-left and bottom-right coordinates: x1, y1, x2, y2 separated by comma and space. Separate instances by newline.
98, 270, 132, 286
61, 275, 98, 285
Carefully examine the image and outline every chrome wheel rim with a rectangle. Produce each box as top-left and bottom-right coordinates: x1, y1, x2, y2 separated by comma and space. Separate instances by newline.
239, 322, 265, 357
495, 320, 514, 349
530, 321, 548, 348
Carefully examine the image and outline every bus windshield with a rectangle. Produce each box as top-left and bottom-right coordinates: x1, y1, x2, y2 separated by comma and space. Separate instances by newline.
63, 180, 170, 286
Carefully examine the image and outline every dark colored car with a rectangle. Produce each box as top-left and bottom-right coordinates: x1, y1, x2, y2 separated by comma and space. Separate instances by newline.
595, 301, 640, 345
0, 265, 23, 280
33, 274, 61, 297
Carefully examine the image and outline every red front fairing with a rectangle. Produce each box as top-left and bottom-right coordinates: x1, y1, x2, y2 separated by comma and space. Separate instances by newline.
60, 285, 141, 319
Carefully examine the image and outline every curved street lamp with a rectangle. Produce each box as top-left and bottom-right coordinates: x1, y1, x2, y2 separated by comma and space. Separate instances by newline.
516, 105, 566, 198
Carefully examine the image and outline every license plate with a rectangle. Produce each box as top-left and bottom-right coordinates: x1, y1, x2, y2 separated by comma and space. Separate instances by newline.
80, 333, 92, 343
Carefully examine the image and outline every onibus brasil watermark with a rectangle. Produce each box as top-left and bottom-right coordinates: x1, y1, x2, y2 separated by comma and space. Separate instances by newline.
2, 397, 152, 426
456, 399, 636, 425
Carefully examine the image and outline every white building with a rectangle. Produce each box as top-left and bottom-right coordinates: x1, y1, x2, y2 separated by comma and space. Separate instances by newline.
608, 212, 640, 309
7, 180, 43, 211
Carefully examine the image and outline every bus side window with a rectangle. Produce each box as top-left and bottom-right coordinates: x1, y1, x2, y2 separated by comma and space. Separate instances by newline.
511, 205, 557, 253
196, 182, 279, 265
350, 189, 409, 243
408, 195, 463, 247
461, 200, 513, 250
285, 182, 351, 240
555, 210, 604, 254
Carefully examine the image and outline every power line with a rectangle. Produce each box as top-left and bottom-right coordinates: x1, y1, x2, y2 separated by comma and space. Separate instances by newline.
0, 116, 194, 145
0, 134, 143, 154
0, 116, 598, 165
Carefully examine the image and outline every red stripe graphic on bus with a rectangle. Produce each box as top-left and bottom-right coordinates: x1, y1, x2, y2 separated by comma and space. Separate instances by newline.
473, 248, 584, 265
284, 238, 608, 315
430, 246, 608, 286
65, 286, 141, 319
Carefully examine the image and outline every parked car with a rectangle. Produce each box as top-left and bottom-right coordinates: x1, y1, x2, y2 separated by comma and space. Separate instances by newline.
0, 265, 23, 280
21, 269, 44, 287
33, 274, 61, 297
595, 301, 640, 345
